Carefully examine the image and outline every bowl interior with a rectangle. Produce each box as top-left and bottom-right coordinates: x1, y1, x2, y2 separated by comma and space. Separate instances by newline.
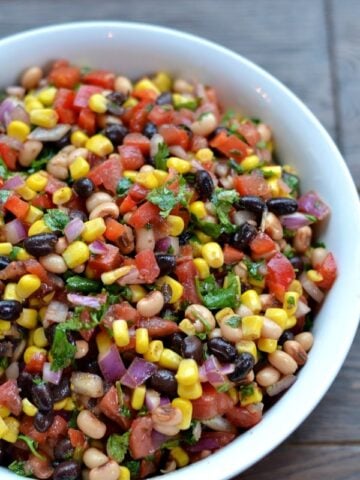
1, 22, 360, 480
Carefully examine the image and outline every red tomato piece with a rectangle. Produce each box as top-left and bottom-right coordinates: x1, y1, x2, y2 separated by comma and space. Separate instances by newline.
25, 259, 49, 282
0, 143, 17, 170
148, 105, 175, 126
87, 157, 122, 194
27, 455, 54, 479
119, 194, 137, 214
266, 252, 295, 301
223, 245, 244, 264
191, 384, 233, 420
54, 88, 76, 124
225, 404, 263, 429
158, 124, 190, 149
82, 70, 115, 90
78, 108, 96, 135
73, 85, 102, 109
127, 201, 161, 229
87, 244, 123, 276
47, 415, 68, 439
137, 318, 179, 336
48, 66, 81, 89
104, 218, 126, 242
20, 416, 47, 444
128, 184, 149, 202
0, 379, 21, 415
237, 122, 261, 147
44, 177, 67, 195
129, 100, 152, 133
31, 193, 53, 210
98, 386, 132, 430
24, 351, 47, 374
123, 133, 151, 156
210, 130, 248, 160
4, 195, 29, 219
119, 145, 145, 171
316, 252, 337, 290
250, 232, 276, 257
135, 249, 160, 283
175, 260, 201, 304
68, 428, 87, 448
233, 173, 270, 197
102, 301, 140, 328
129, 417, 155, 460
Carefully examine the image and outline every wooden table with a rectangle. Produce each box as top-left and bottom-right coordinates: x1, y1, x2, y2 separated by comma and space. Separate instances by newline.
0, 1, 359, 478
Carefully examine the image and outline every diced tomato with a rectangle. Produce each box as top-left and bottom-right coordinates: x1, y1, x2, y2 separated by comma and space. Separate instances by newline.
88, 244, 123, 276
128, 184, 149, 202
129, 100, 152, 133
128, 201, 161, 229
119, 194, 137, 214
98, 386, 132, 430
233, 172, 270, 197
82, 70, 115, 90
316, 252, 337, 290
133, 89, 158, 102
138, 318, 179, 336
119, 145, 145, 170
266, 252, 295, 301
68, 428, 87, 448
26, 455, 54, 479
51, 59, 69, 70
102, 301, 140, 328
135, 250, 160, 283
237, 122, 261, 147
73, 85, 102, 109
25, 259, 49, 282
87, 157, 122, 194
48, 66, 81, 89
225, 404, 263, 429
123, 133, 151, 155
210, 130, 248, 161
140, 458, 157, 479
4, 195, 29, 219
192, 384, 234, 420
175, 260, 201, 304
250, 232, 276, 257
20, 416, 47, 444
105, 218, 125, 242
129, 417, 155, 460
47, 415, 68, 439
190, 134, 208, 152
158, 124, 190, 150
0, 379, 21, 415
0, 143, 17, 170
31, 193, 53, 210
54, 88, 76, 124
148, 105, 175, 126
78, 108, 96, 135
223, 245, 244, 264
24, 351, 46, 374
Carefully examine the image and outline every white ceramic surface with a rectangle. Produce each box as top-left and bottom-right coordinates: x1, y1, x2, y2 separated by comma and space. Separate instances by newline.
1, 22, 359, 480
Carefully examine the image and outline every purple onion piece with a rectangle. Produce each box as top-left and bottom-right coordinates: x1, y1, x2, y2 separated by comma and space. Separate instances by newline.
64, 217, 84, 243
204, 355, 229, 387
298, 191, 330, 221
2, 175, 25, 190
43, 362, 62, 385
67, 293, 101, 310
0, 98, 18, 124
186, 435, 224, 453
28, 124, 71, 142
0, 134, 23, 151
89, 240, 108, 255
8, 105, 30, 126
155, 237, 171, 253
98, 345, 126, 383
4, 219, 26, 244
280, 212, 313, 230
44, 301, 69, 326
120, 357, 157, 388
145, 389, 161, 411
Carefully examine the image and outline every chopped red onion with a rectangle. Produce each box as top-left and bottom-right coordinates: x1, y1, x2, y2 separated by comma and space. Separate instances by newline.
67, 293, 101, 310
169, 145, 188, 159
280, 212, 313, 230
151, 431, 171, 451
159, 397, 171, 406
145, 389, 161, 411
295, 299, 311, 318
186, 432, 235, 453
300, 272, 324, 303
7, 105, 30, 126
298, 191, 330, 221
6, 86, 25, 98
4, 219, 26, 244
202, 415, 237, 433
43, 362, 62, 385
0, 134, 23, 151
3, 175, 25, 190
118, 267, 143, 285
89, 240, 108, 255
155, 237, 171, 253
29, 124, 71, 142
266, 374, 297, 397
64, 217, 84, 243
98, 344, 126, 383
44, 301, 69, 326
203, 355, 229, 387
190, 159, 204, 170
120, 357, 157, 388
0, 98, 18, 124
219, 363, 236, 375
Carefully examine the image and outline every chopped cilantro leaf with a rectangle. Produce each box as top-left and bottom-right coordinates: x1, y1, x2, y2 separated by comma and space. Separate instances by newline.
282, 172, 300, 196
225, 315, 242, 328
50, 327, 76, 372
120, 405, 131, 418
9, 246, 21, 261
162, 438, 180, 449
27, 146, 56, 174
221, 109, 236, 124
0, 157, 10, 180
174, 98, 199, 111
154, 142, 169, 171
243, 258, 265, 281
196, 272, 240, 310
124, 460, 140, 479
0, 357, 9, 369
228, 158, 244, 174
44, 209, 69, 231
239, 383, 255, 399
182, 420, 200, 445
18, 434, 46, 460
211, 187, 239, 234
106, 432, 130, 463
147, 176, 189, 217
117, 177, 133, 196
8, 460, 32, 477
216, 383, 231, 393
0, 189, 11, 203
313, 240, 326, 248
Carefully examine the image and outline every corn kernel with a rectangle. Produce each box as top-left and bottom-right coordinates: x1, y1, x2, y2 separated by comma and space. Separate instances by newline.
242, 315, 264, 340
178, 319, 196, 336
0, 406, 10, 418
190, 239, 203, 257
30, 108, 58, 128
307, 269, 323, 283
88, 93, 108, 113
144, 340, 164, 362
176, 359, 199, 386
123, 97, 138, 108
193, 258, 210, 279
178, 381, 202, 400
258, 338, 278, 353
152, 169, 168, 185
194, 230, 212, 245
53, 186, 72, 205
135, 171, 159, 189
22, 398, 38, 416
63, 241, 90, 269
288, 279, 303, 296
71, 130, 89, 147
3, 283, 22, 301
16, 185, 37, 201
26, 172, 48, 191
0, 321, 11, 332
96, 331, 112, 354
215, 308, 235, 323
283, 291, 299, 317
202, 242, 224, 268
0, 417, 9, 439
241, 155, 260, 171
171, 398, 193, 430
167, 157, 191, 174
16, 274, 41, 299
33, 327, 48, 348
81, 218, 106, 243
0, 243, 12, 255
239, 384, 263, 406
119, 466, 131, 480
37, 87, 57, 106
135, 328, 149, 354
86, 134, 113, 156
113, 319, 130, 347
3, 417, 20, 443
24, 95, 43, 112
228, 387, 239, 404
261, 165, 282, 179
248, 275, 265, 289
53, 398, 67, 411
69, 156, 90, 180
159, 349, 182, 370
28, 219, 50, 236
63, 397, 76, 411
189, 201, 207, 219
24, 346, 46, 365
24, 205, 44, 224
152, 71, 172, 92
285, 316, 297, 329
134, 78, 160, 95
172, 93, 196, 109
166, 215, 184, 236
7, 120, 30, 142
16, 308, 38, 329
241, 289, 261, 314
16, 249, 33, 261
170, 446, 190, 467
265, 308, 287, 330
195, 148, 214, 163
101, 266, 133, 285
131, 386, 146, 410
123, 170, 137, 181
156, 276, 183, 304
129, 285, 147, 302
267, 178, 280, 196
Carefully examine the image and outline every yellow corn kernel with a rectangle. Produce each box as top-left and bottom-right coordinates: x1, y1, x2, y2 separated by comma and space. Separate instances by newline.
285, 316, 297, 329
283, 291, 299, 317
63, 397, 76, 411
190, 239, 202, 258
193, 258, 210, 280
248, 275, 266, 289
88, 93, 108, 113
195, 148, 214, 163
24, 346, 46, 365
189, 201, 207, 220
2, 417, 20, 443
17, 248, 33, 260
131, 386, 146, 410
215, 308, 235, 323
288, 279, 303, 296
33, 327, 48, 348
24, 95, 43, 112
113, 319, 130, 347
123, 170, 137, 181
166, 157, 191, 174
135, 328, 149, 354
30, 108, 58, 128
101, 266, 133, 285
82, 218, 106, 243
159, 349, 182, 370
43, 291, 55, 305
7, 120, 30, 142
37, 87, 57, 106
171, 398, 192, 430
178, 381, 202, 400
16, 184, 37, 201
241, 289, 261, 314
16, 308, 38, 329
144, 340, 164, 363
134, 78, 160, 95
96, 331, 112, 354
0, 406, 10, 418
129, 285, 147, 302
16, 274, 41, 299
152, 71, 172, 92
0, 417, 9, 439
0, 243, 12, 255
53, 186, 72, 205
228, 387, 239, 404
63, 241, 90, 269
136, 171, 159, 189
176, 359, 199, 386
119, 466, 131, 480
265, 308, 287, 330
123, 97, 138, 109
242, 315, 264, 340
202, 242, 224, 268
0, 320, 11, 332
239, 384, 263, 406
156, 276, 183, 304
39, 306, 47, 321
166, 215, 185, 236
71, 130, 89, 147
22, 398, 38, 416
86, 134, 114, 156
258, 338, 278, 353
26, 172, 48, 191
194, 230, 212, 245
267, 178, 280, 196
69, 156, 90, 180
28, 219, 51, 236
307, 269, 323, 283
261, 165, 282, 179
24, 205, 43, 224
152, 169, 168, 185
53, 398, 67, 411
3, 283, 22, 301
170, 446, 190, 467
178, 319, 196, 336
241, 155, 260, 171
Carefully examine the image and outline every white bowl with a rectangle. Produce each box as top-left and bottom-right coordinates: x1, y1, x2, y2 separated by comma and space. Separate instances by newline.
1, 22, 359, 480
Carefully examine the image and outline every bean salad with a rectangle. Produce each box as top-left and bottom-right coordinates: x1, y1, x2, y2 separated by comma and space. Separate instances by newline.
0, 60, 337, 479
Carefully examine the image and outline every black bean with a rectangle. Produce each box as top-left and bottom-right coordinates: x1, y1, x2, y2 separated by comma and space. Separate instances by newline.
0, 341, 13, 357
31, 382, 53, 411
181, 336, 203, 364
54, 438, 74, 461
72, 177, 95, 198
142, 122, 157, 139
229, 222, 257, 250
51, 376, 71, 402
235, 196, 266, 215
69, 209, 87, 223
53, 460, 80, 480
155, 254, 176, 276
228, 353, 255, 383
178, 230, 193, 246
0, 300, 22, 321
266, 197, 298, 215
210, 126, 227, 140
34, 410, 54, 432
104, 123, 129, 146
106, 91, 126, 106
0, 256, 10, 270
207, 337, 237, 363
278, 330, 294, 346
52, 131, 71, 151
290, 256, 304, 273
17, 371, 34, 398
169, 332, 186, 356
0, 440, 5, 465
23, 233, 58, 257
156, 92, 172, 106
195, 170, 214, 198
150, 369, 178, 398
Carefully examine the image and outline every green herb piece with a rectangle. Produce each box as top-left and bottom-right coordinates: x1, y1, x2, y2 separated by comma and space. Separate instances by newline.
124, 460, 140, 479
0, 357, 9, 369
44, 209, 69, 231
68, 410, 78, 429
192, 217, 222, 239
27, 146, 56, 174
32, 377, 44, 385
216, 383, 231, 393
196, 272, 240, 310
195, 331, 207, 341
228, 158, 244, 174
8, 460, 32, 477
147, 176, 189, 218
106, 432, 130, 463
221, 109, 236, 124
282, 172, 300, 196
211, 187, 239, 234
304, 313, 314, 331
50, 327, 77, 372
162, 438, 180, 449
182, 420, 200, 445
9, 246, 21, 261
313, 240, 326, 248
283, 227, 296, 239
137, 405, 149, 416
120, 405, 131, 418
117, 177, 133, 196
250, 118, 261, 125
174, 98, 199, 111
243, 258, 265, 281
239, 383, 255, 399
225, 315, 242, 328
66, 276, 102, 293
0, 189, 11, 203
256, 140, 267, 149
18, 434, 46, 460
305, 214, 317, 223
0, 158, 10, 180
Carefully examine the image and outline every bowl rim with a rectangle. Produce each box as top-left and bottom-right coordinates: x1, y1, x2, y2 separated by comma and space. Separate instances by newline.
0, 20, 359, 480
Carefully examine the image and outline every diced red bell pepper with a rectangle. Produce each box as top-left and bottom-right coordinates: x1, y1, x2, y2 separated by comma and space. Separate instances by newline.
158, 124, 190, 150
54, 88, 77, 123
24, 351, 46, 374
127, 201, 161, 229
129, 100, 152, 133
250, 232, 276, 257
123, 133, 151, 155
82, 70, 115, 90
237, 122, 261, 146
266, 252, 295, 302
48, 66, 81, 89
4, 195, 29, 218
316, 252, 337, 290
233, 173, 270, 198
223, 245, 244, 264
135, 249, 160, 283
87, 157, 122, 194
87, 244, 123, 276
0, 143, 17, 170
119, 145, 145, 170
192, 383, 234, 420
31, 193, 54, 210
78, 108, 96, 135
119, 194, 137, 214
105, 218, 126, 242
148, 105, 175, 126
68, 428, 87, 448
175, 259, 201, 304
210, 130, 249, 160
